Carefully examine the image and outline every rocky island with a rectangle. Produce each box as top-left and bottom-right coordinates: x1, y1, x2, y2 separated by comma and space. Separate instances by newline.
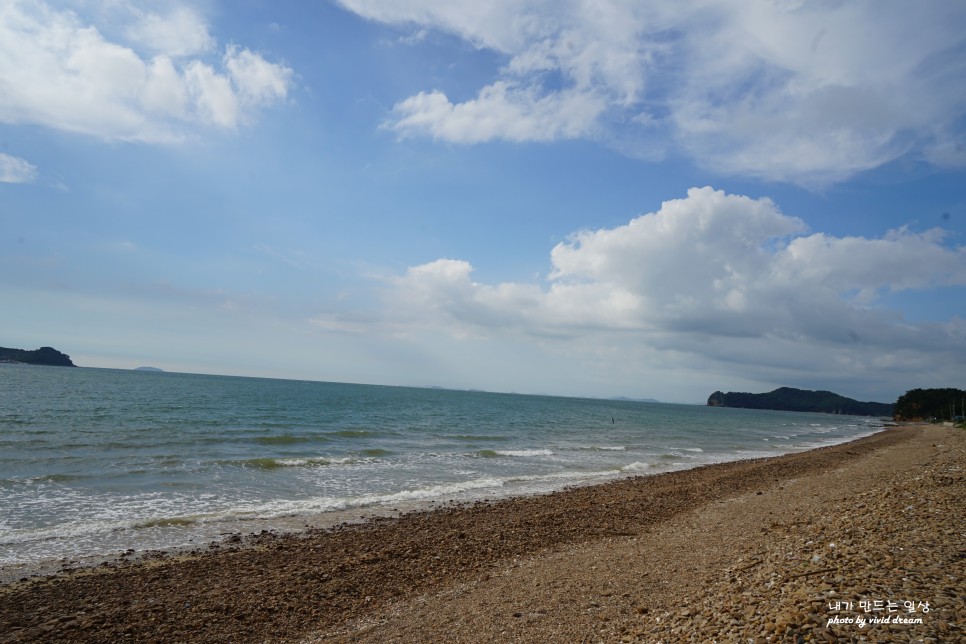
707, 386, 892, 416
0, 346, 76, 367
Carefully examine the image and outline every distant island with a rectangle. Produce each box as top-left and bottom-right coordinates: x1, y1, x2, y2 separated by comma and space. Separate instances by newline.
135, 366, 165, 372
707, 387, 893, 417
0, 346, 76, 367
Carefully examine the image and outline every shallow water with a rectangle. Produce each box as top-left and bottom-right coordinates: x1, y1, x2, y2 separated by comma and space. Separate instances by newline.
0, 364, 884, 566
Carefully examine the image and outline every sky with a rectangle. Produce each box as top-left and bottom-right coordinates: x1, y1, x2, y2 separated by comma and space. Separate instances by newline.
2, 0, 965, 404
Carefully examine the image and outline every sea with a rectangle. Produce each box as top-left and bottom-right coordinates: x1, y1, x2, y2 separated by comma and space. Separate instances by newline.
0, 364, 887, 569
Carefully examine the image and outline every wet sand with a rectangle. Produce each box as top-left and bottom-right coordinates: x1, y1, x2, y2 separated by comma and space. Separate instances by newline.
1, 424, 962, 642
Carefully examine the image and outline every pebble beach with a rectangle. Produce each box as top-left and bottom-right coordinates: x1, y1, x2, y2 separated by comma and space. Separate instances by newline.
1, 423, 962, 642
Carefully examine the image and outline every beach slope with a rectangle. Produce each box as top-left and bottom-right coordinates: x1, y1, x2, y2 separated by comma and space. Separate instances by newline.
1, 424, 962, 642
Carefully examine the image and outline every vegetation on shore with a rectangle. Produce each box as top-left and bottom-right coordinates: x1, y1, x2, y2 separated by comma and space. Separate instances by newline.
894, 388, 966, 423
0, 346, 75, 367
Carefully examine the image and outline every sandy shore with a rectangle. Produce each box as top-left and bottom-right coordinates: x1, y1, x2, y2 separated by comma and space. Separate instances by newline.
1, 424, 962, 642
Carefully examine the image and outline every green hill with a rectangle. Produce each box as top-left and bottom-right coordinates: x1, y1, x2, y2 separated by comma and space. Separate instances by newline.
707, 387, 892, 416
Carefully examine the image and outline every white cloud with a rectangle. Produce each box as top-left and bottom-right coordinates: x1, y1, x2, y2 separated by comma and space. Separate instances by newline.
124, 5, 214, 57
0, 152, 38, 183
140, 55, 188, 118
384, 187, 966, 393
0, 0, 293, 142
225, 46, 292, 106
182, 58, 239, 128
391, 83, 605, 143
339, 0, 966, 185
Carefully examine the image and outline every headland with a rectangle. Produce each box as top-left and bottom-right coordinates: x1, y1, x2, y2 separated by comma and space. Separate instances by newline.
0, 346, 75, 367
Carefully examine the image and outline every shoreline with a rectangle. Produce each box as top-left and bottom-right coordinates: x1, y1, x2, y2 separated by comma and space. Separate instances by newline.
1, 424, 962, 642
0, 422, 887, 583
0, 419, 887, 581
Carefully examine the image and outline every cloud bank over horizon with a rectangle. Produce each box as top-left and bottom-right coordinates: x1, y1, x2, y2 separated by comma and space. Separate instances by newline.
340, 0, 966, 186
379, 188, 966, 398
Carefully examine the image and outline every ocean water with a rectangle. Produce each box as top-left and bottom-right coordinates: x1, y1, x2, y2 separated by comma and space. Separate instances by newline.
0, 365, 885, 568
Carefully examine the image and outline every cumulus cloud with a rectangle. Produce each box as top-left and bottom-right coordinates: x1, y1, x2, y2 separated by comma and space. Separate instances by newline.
124, 5, 214, 57
339, 0, 966, 185
0, 0, 293, 142
392, 84, 605, 143
0, 152, 38, 183
386, 187, 966, 390
224, 46, 292, 106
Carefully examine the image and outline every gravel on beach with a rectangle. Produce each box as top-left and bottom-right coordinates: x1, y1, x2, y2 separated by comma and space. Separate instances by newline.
1, 423, 962, 643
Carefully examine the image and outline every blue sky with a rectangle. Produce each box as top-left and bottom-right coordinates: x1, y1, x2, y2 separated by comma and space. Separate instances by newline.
2, 0, 965, 403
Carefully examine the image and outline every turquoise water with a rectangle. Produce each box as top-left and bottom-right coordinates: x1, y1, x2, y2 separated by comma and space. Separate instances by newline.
0, 365, 885, 566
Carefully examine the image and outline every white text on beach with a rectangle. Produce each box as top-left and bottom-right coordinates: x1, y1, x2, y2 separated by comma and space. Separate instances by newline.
826, 615, 924, 628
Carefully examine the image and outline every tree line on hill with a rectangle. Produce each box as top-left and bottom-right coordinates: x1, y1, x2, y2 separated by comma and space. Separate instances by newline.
893, 388, 966, 422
